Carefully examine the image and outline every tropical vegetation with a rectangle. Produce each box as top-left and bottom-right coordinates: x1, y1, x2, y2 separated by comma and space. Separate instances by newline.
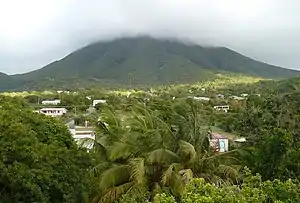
1, 76, 300, 202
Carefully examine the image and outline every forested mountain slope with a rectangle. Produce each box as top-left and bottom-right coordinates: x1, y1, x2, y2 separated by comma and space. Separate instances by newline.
3, 36, 300, 91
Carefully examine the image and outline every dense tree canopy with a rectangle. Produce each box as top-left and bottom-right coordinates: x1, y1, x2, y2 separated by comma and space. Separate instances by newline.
0, 97, 94, 203
217, 93, 300, 181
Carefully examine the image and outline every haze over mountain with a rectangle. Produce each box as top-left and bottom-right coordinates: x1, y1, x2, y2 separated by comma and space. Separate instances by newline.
2, 1, 300, 74
1, 37, 299, 91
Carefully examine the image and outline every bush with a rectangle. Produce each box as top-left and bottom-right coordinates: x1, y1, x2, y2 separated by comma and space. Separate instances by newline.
180, 169, 300, 203
153, 193, 176, 203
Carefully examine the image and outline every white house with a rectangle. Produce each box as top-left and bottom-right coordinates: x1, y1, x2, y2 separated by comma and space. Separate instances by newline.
234, 137, 247, 143
229, 95, 244, 100
38, 108, 67, 117
93, 99, 106, 107
41, 99, 61, 105
189, 96, 210, 101
241, 93, 249, 97
216, 94, 225, 99
69, 126, 95, 149
214, 105, 229, 113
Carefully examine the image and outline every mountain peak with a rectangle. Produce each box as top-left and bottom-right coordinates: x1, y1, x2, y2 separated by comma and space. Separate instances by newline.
2, 37, 300, 91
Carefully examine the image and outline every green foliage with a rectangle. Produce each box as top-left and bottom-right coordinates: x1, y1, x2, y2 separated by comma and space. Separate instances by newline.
0, 98, 94, 203
2, 73, 300, 203
87, 100, 239, 203
117, 190, 150, 203
217, 92, 300, 181
24, 94, 39, 104
59, 93, 91, 111
142, 171, 300, 203
153, 193, 176, 203
180, 169, 300, 203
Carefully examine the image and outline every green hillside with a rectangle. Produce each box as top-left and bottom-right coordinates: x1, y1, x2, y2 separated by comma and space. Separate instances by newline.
0, 73, 21, 91
4, 36, 300, 91
233, 76, 300, 95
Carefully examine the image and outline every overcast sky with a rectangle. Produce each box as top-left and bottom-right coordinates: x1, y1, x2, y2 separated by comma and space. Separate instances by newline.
1, 0, 300, 74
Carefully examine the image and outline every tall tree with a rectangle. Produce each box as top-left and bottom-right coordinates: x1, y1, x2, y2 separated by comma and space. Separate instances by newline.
85, 101, 239, 203
0, 99, 94, 203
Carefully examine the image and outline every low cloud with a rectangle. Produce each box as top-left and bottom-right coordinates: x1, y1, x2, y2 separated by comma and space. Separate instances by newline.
1, 0, 300, 74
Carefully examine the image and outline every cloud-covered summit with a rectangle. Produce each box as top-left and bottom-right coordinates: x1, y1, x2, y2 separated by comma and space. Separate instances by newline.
1, 0, 300, 74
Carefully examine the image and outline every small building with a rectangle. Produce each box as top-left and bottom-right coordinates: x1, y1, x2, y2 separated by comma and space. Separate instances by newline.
234, 137, 247, 143
69, 126, 95, 149
189, 96, 210, 101
93, 99, 107, 107
216, 94, 225, 99
41, 99, 60, 105
214, 105, 229, 112
229, 95, 244, 100
241, 93, 249, 97
208, 132, 229, 152
38, 108, 67, 117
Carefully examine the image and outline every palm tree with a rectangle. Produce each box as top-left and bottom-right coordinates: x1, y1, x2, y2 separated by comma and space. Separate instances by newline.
85, 100, 240, 203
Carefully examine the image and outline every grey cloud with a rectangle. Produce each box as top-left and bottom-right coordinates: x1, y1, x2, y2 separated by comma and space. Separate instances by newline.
1, 0, 300, 74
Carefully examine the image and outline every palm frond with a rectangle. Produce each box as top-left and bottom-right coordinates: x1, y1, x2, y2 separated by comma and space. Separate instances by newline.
179, 168, 193, 184
141, 129, 162, 143
100, 182, 135, 203
90, 162, 111, 176
217, 164, 239, 179
127, 114, 148, 132
142, 106, 155, 129
99, 165, 131, 191
129, 158, 146, 184
100, 109, 122, 128
161, 163, 183, 185
109, 142, 140, 161
119, 131, 143, 143
169, 172, 184, 197
97, 120, 110, 134
80, 137, 108, 161
178, 140, 197, 161
79, 137, 97, 149
147, 149, 180, 165
155, 116, 177, 148
203, 149, 239, 161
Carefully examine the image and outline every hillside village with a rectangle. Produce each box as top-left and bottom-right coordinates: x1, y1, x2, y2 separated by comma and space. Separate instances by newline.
25, 88, 254, 152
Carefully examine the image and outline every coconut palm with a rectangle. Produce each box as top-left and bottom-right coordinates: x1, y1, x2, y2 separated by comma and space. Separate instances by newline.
85, 100, 240, 203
